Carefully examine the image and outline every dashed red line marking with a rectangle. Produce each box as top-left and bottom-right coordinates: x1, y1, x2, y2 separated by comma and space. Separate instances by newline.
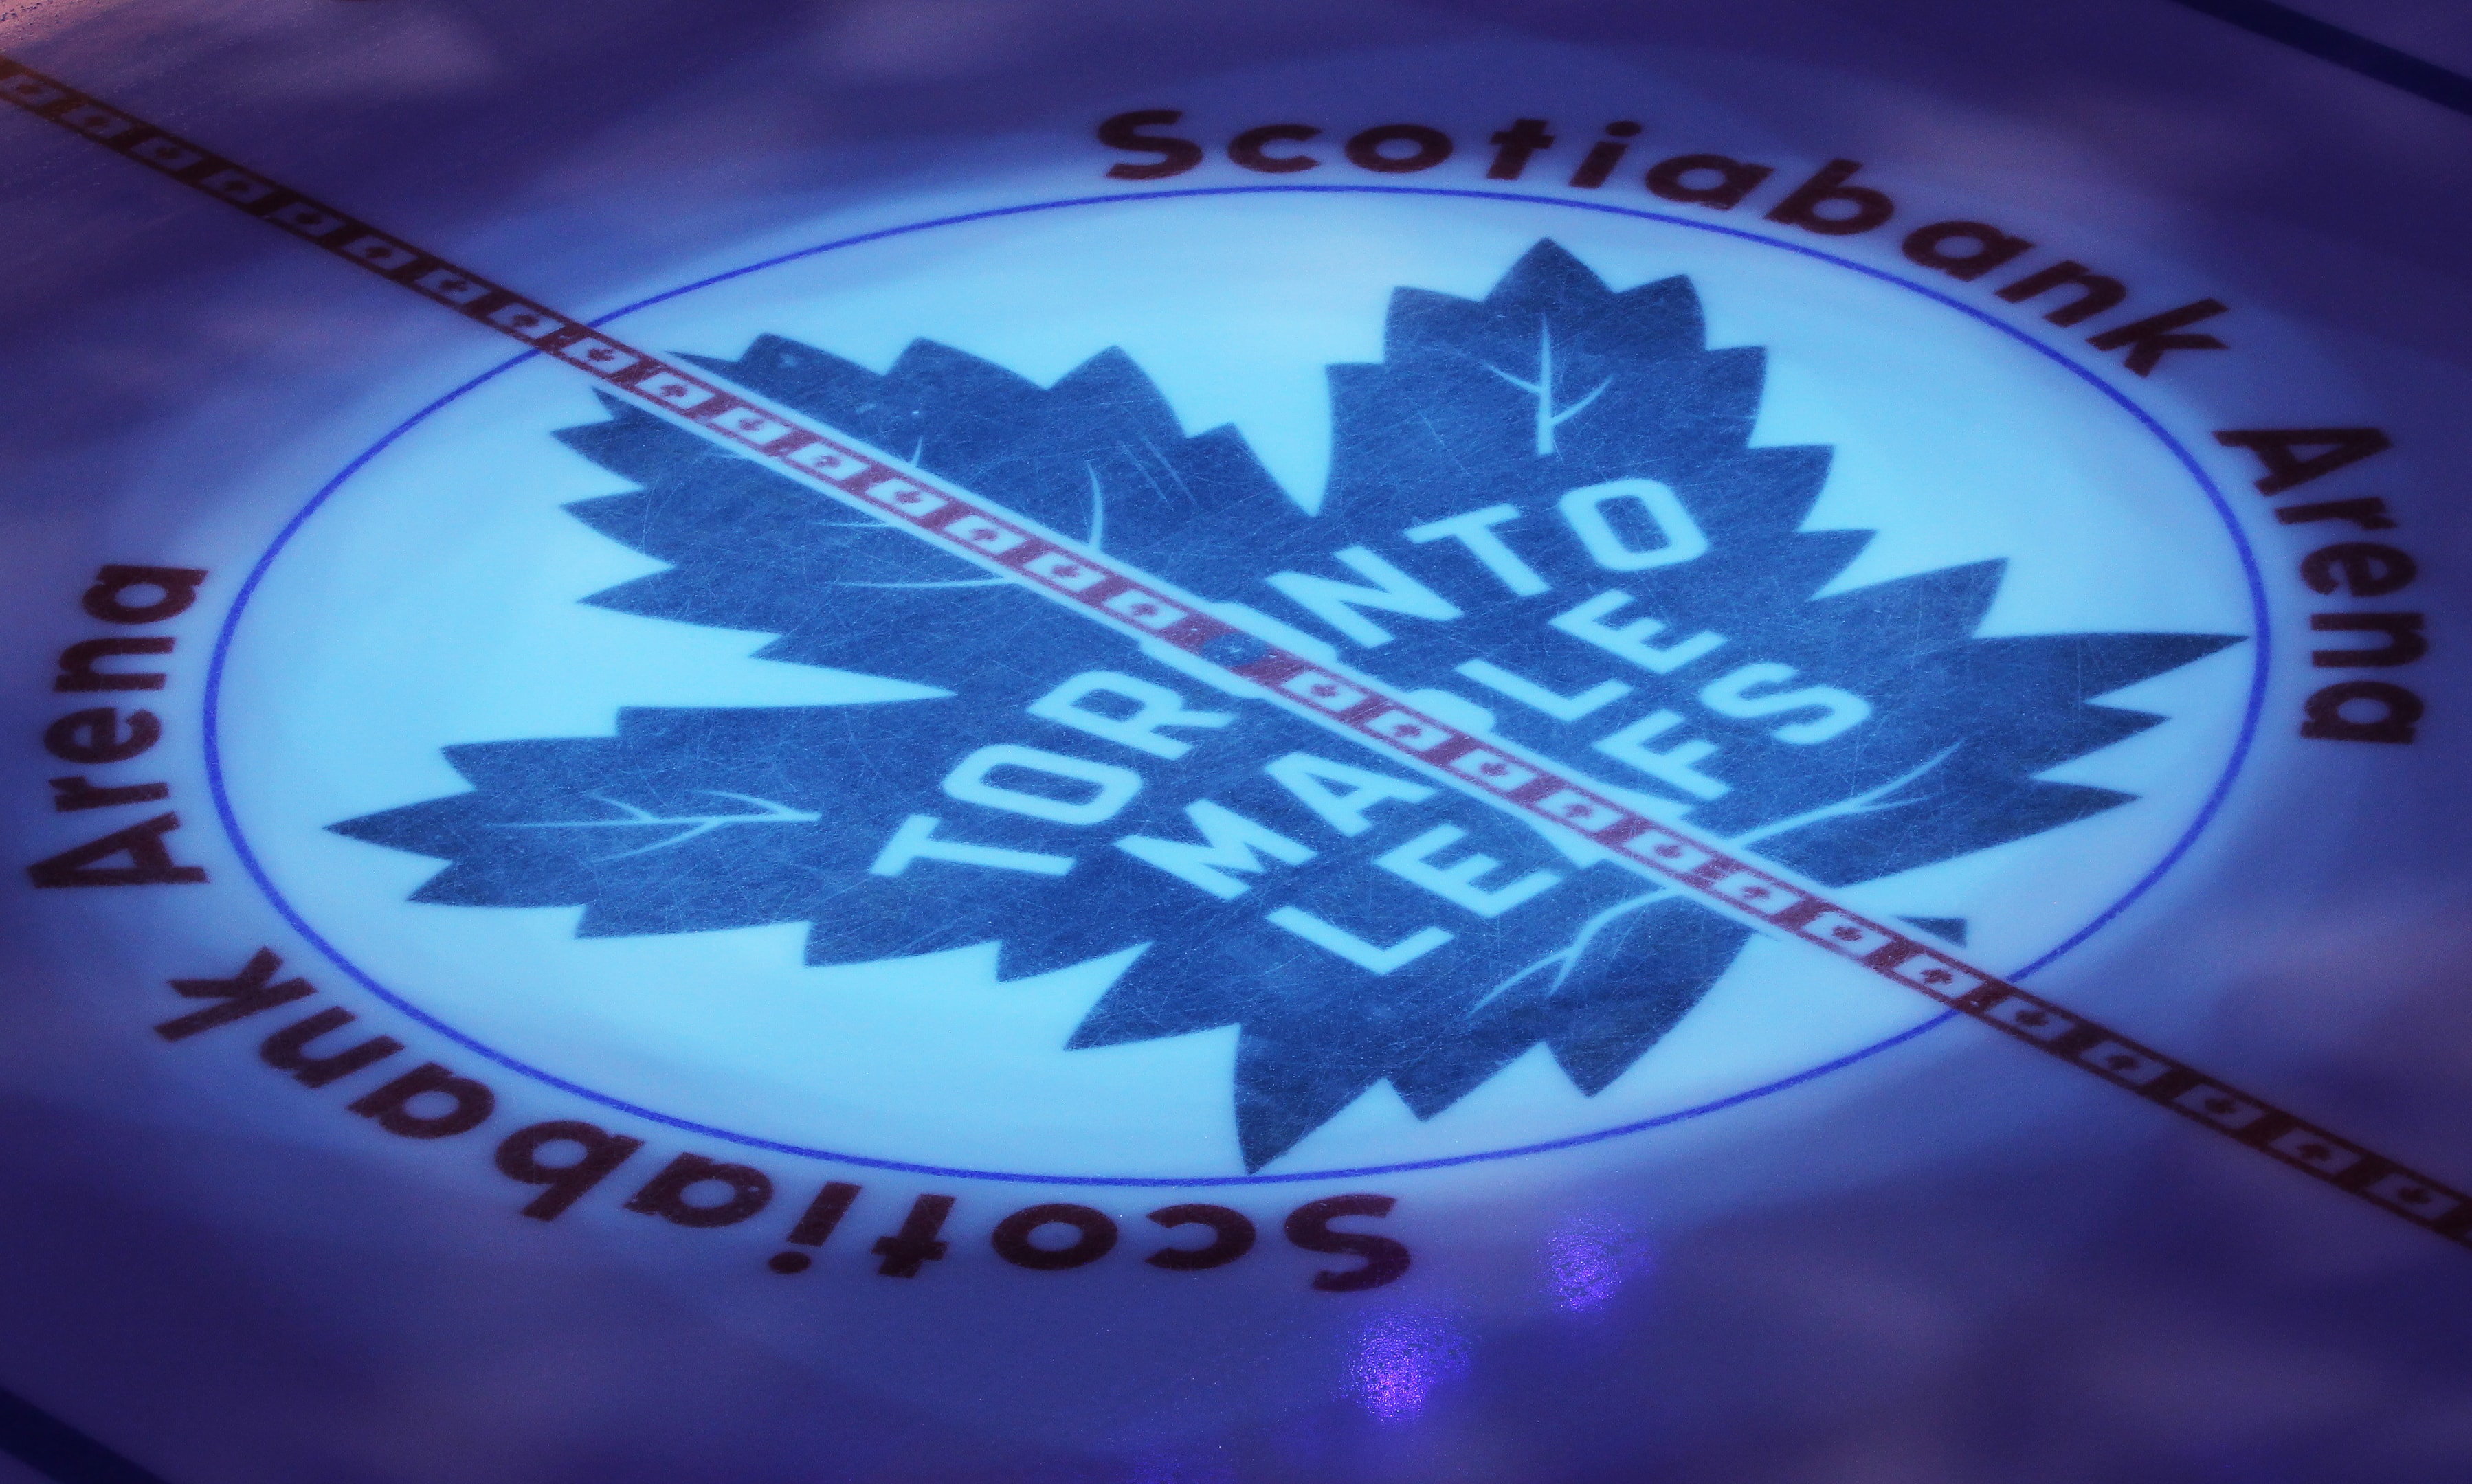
7, 52, 2464, 1246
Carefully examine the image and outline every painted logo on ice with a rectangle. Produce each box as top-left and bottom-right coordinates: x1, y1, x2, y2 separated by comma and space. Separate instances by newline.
320, 238, 2242, 1171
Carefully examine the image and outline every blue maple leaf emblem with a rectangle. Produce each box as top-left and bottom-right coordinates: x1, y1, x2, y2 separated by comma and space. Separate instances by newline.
333, 240, 2238, 1169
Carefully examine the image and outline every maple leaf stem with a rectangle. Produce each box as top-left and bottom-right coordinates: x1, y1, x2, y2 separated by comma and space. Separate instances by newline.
1464, 748, 1965, 1017
486, 790, 822, 861
1482, 319, 1612, 456
1466, 888, 1669, 1014
1729, 746, 1961, 849
1084, 463, 1107, 550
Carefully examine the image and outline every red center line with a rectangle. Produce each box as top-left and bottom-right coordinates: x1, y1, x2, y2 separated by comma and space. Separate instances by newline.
8, 54, 2464, 1243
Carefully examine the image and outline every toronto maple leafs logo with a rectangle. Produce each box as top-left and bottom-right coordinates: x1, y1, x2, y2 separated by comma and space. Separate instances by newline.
331, 241, 2236, 1169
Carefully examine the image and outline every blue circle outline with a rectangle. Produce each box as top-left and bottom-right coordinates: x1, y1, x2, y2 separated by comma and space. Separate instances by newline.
203, 183, 2273, 1187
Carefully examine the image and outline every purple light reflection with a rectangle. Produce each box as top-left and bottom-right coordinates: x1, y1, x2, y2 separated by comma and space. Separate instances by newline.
1546, 1215, 1653, 1312
1125, 1459, 1236, 1484
1346, 1308, 1470, 1420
